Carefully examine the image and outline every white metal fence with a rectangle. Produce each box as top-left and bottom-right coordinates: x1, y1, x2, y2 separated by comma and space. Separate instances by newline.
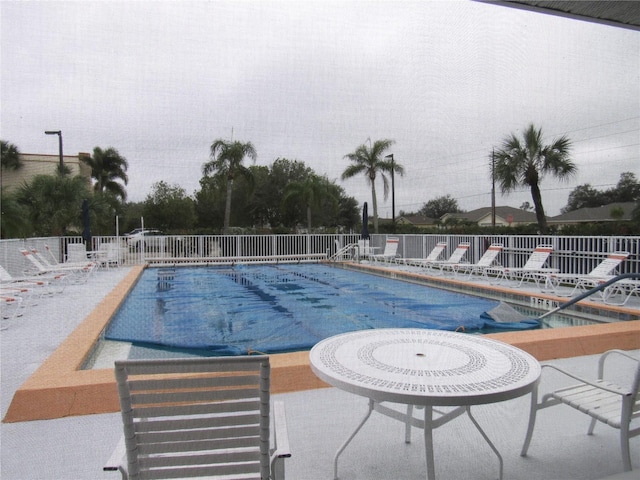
1, 234, 638, 277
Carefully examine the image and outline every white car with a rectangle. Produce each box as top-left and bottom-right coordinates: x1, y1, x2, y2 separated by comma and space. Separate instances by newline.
125, 229, 165, 250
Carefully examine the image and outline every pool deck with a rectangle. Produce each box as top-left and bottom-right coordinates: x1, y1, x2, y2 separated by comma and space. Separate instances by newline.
1, 263, 639, 479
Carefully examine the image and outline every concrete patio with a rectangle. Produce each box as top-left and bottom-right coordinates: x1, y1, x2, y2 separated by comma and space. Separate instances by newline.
1, 265, 638, 479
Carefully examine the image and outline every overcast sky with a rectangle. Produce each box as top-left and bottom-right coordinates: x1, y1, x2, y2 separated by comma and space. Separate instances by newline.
2, 0, 638, 216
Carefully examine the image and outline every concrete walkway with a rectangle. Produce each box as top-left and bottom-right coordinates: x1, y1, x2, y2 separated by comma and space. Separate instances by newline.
1, 266, 638, 479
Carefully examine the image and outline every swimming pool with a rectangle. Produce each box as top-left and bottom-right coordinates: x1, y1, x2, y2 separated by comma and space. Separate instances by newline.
104, 264, 543, 356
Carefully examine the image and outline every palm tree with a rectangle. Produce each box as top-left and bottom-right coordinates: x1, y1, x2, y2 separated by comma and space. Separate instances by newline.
493, 124, 575, 234
341, 138, 402, 233
203, 139, 257, 233
1, 140, 22, 171
283, 175, 336, 232
17, 173, 90, 236
80, 147, 129, 201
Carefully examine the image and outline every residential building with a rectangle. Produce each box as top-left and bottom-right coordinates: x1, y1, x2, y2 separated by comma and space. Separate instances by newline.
0, 153, 92, 194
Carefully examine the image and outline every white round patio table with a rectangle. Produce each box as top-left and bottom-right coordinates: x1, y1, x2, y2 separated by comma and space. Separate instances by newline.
309, 328, 541, 480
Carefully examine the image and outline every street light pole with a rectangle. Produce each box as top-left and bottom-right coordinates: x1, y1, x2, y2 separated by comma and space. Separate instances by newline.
385, 154, 395, 230
44, 130, 63, 171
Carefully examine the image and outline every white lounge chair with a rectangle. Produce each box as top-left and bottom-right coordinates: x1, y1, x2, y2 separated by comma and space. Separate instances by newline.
20, 249, 95, 282
35, 245, 97, 269
485, 244, 558, 287
423, 242, 471, 274
399, 241, 447, 267
603, 278, 640, 306
1, 263, 48, 287
544, 251, 630, 296
370, 236, 400, 264
521, 349, 640, 473
104, 356, 291, 480
445, 243, 504, 279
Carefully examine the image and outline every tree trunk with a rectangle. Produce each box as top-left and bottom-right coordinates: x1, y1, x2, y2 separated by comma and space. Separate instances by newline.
223, 179, 233, 234
530, 182, 548, 234
371, 183, 379, 233
306, 204, 312, 233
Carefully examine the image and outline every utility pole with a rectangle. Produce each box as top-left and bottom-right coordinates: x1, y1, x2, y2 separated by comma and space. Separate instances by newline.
491, 148, 496, 229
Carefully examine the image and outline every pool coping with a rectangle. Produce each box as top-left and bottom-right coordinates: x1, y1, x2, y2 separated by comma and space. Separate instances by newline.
3, 263, 640, 423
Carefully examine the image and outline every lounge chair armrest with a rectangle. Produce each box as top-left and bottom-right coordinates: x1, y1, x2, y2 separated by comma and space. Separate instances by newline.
103, 435, 128, 479
541, 364, 631, 396
270, 400, 291, 480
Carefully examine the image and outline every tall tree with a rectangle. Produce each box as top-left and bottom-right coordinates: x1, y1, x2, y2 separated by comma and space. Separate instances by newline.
143, 181, 196, 232
494, 124, 575, 233
283, 174, 336, 232
341, 138, 402, 233
80, 147, 129, 201
419, 194, 462, 219
202, 139, 256, 234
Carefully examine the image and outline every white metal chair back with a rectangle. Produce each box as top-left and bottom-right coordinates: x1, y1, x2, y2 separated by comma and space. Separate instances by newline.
108, 356, 289, 480
444, 242, 470, 264
425, 242, 447, 262
522, 244, 553, 269
30, 247, 53, 266
382, 237, 399, 257
357, 239, 372, 256
475, 243, 503, 267
588, 251, 630, 277
0, 264, 14, 282
66, 243, 88, 263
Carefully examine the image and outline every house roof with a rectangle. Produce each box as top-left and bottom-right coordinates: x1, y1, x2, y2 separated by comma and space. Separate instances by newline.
549, 202, 637, 223
442, 206, 538, 224
475, 1, 640, 32
397, 214, 436, 226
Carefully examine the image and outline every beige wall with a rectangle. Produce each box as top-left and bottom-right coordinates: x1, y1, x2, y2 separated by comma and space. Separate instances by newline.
1, 153, 92, 193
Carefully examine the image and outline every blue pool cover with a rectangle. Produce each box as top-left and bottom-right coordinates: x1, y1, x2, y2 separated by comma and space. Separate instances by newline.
105, 264, 539, 355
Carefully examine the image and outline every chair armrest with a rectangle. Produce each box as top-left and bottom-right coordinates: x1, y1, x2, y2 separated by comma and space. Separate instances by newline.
541, 364, 631, 396
270, 400, 291, 480
598, 349, 640, 379
272, 400, 291, 458
103, 435, 127, 479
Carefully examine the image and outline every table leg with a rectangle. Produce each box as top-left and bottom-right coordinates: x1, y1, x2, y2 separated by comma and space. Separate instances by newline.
466, 406, 503, 480
333, 398, 374, 480
521, 385, 539, 457
423, 405, 436, 480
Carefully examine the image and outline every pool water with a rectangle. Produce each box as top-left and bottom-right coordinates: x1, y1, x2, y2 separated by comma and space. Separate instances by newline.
105, 264, 513, 355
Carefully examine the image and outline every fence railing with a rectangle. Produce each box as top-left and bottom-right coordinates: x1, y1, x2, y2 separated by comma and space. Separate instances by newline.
1, 234, 638, 277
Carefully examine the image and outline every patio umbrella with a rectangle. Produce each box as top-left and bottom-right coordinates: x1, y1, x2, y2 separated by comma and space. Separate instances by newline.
81, 199, 91, 250
361, 202, 369, 239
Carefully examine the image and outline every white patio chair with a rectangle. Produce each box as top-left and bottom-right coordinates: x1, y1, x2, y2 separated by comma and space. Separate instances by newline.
1, 262, 66, 294
104, 355, 291, 480
485, 244, 558, 287
398, 241, 447, 268
370, 236, 400, 264
357, 239, 374, 259
603, 279, 640, 306
445, 243, 503, 279
20, 248, 95, 282
94, 242, 121, 268
423, 242, 471, 274
544, 251, 630, 297
521, 349, 640, 472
